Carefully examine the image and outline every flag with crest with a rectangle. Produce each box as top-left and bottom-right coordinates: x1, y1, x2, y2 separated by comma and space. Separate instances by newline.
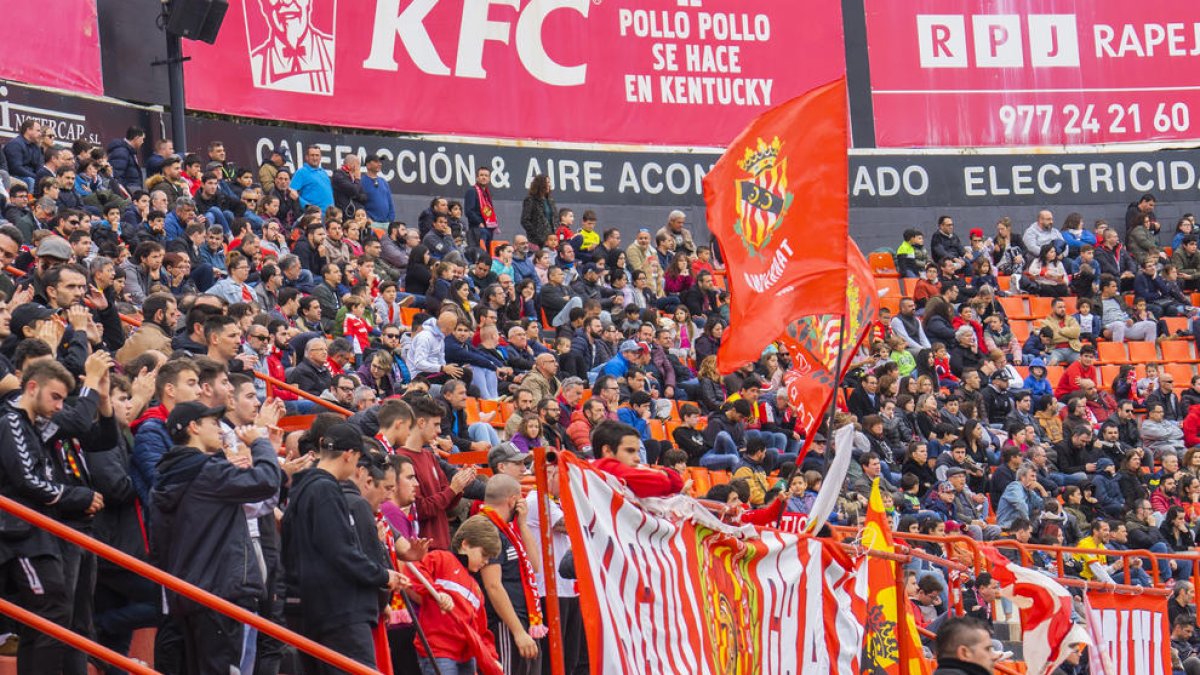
704, 78, 850, 373
857, 478, 929, 675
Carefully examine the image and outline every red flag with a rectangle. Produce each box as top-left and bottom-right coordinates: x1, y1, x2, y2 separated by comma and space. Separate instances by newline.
779, 240, 878, 461
983, 546, 1087, 675
704, 78, 850, 373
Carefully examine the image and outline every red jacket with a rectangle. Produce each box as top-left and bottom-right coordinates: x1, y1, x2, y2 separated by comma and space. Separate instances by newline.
266, 350, 297, 401
407, 551, 499, 667
593, 457, 683, 498
1054, 360, 1096, 400
1185, 407, 1200, 447
395, 446, 462, 551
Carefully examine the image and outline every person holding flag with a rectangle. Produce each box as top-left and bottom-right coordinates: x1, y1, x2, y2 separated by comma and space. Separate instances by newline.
405, 514, 505, 675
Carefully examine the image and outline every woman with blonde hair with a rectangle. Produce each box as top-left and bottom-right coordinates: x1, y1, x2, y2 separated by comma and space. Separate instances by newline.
697, 356, 726, 413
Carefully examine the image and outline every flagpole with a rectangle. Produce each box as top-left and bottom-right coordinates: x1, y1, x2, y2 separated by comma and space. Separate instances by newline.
894, 558, 915, 674
820, 299, 851, 444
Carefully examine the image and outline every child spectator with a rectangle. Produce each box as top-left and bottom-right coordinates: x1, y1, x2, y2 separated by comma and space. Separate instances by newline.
896, 228, 929, 278
407, 515, 504, 675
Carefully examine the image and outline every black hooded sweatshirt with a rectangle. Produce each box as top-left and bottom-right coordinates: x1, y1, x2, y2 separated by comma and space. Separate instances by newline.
281, 467, 391, 634
150, 438, 281, 616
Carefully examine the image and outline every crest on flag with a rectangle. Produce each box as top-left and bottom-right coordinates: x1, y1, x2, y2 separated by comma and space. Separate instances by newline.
734, 136, 793, 257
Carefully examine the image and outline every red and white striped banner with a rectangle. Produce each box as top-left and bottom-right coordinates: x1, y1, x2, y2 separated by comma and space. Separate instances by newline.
558, 453, 862, 674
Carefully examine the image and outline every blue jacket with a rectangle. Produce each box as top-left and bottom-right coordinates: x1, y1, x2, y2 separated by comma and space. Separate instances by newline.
1021, 334, 1047, 362
131, 412, 172, 508
106, 138, 143, 194
1091, 471, 1125, 517
512, 254, 535, 285
198, 245, 227, 273
996, 480, 1043, 529
1133, 272, 1170, 303
1023, 358, 1053, 399
1062, 229, 1096, 256
164, 211, 188, 241
290, 164, 334, 210
617, 407, 651, 441
3, 136, 40, 180
600, 352, 633, 378
360, 173, 394, 223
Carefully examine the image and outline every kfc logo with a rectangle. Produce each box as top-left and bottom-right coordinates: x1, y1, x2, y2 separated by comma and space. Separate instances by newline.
247, 0, 336, 95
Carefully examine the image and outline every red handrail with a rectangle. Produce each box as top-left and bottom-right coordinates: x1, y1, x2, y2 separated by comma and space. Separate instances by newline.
254, 371, 351, 416
0, 595, 158, 674
0, 494, 381, 675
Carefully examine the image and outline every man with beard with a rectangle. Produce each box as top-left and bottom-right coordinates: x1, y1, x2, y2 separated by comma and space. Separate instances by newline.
116, 293, 179, 365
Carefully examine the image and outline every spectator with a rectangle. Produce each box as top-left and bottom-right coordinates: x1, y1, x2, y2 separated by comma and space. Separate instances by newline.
1040, 298, 1082, 365
281, 423, 404, 672
592, 419, 683, 498
106, 126, 146, 194
464, 167, 498, 250
1022, 210, 1064, 258
290, 145, 334, 210
931, 617, 997, 675
151, 401, 281, 672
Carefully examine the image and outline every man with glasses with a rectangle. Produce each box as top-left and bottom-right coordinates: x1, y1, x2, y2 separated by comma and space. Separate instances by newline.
1105, 401, 1142, 450
0, 225, 23, 297
322, 374, 358, 408
1147, 374, 1184, 421
287, 338, 333, 406
243, 324, 273, 398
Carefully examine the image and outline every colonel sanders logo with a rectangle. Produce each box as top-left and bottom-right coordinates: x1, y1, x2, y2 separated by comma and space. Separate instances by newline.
247, 0, 335, 95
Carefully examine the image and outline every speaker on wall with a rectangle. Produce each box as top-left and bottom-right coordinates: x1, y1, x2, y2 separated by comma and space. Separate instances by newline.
166, 0, 227, 44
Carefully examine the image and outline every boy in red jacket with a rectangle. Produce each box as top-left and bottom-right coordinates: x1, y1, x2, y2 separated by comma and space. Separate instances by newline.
591, 420, 683, 498
407, 514, 504, 675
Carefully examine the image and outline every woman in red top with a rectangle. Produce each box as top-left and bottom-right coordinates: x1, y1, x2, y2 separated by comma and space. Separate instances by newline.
407, 515, 503, 675
663, 252, 694, 295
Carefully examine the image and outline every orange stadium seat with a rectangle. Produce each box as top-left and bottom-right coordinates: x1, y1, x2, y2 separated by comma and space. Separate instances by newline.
1166, 363, 1196, 385
1027, 296, 1053, 319
998, 296, 1032, 320
1010, 320, 1031, 344
1164, 317, 1191, 337
1099, 365, 1123, 388
1061, 296, 1078, 314
868, 251, 899, 277
879, 297, 902, 315
1097, 342, 1128, 364
876, 278, 903, 298
900, 278, 919, 296
1162, 340, 1199, 363
1126, 341, 1158, 364
709, 470, 731, 485
1045, 365, 1065, 385
687, 467, 712, 497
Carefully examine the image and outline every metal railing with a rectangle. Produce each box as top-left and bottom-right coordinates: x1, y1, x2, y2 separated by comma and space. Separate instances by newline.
0, 494, 382, 674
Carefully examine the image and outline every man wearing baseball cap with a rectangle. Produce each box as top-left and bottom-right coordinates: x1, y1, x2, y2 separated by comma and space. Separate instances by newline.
489, 442, 532, 479
283, 422, 406, 672
599, 339, 648, 379
151, 401, 282, 673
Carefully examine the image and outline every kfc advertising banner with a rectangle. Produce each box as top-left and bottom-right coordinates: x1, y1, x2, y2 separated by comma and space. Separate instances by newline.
1086, 592, 1171, 675
1, 0, 103, 96
863, 0, 1200, 147
181, 0, 844, 146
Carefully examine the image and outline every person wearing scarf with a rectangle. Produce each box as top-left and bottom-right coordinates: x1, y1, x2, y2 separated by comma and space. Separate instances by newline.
477, 474, 545, 675
465, 166, 499, 251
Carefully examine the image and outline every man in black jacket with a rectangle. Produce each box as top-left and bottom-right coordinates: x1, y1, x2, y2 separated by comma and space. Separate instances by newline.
0, 360, 105, 672
681, 271, 719, 319
151, 401, 281, 673
282, 423, 404, 673
287, 338, 333, 396
929, 215, 966, 269
980, 372, 1013, 426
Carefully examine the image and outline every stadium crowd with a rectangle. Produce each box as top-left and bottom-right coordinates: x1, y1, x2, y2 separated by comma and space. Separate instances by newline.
0, 119, 1195, 675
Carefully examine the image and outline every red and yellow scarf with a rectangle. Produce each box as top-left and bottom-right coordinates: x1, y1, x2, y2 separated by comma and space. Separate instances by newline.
479, 505, 547, 637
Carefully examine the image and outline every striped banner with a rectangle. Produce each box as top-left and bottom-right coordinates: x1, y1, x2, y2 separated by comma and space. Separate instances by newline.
559, 453, 862, 674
